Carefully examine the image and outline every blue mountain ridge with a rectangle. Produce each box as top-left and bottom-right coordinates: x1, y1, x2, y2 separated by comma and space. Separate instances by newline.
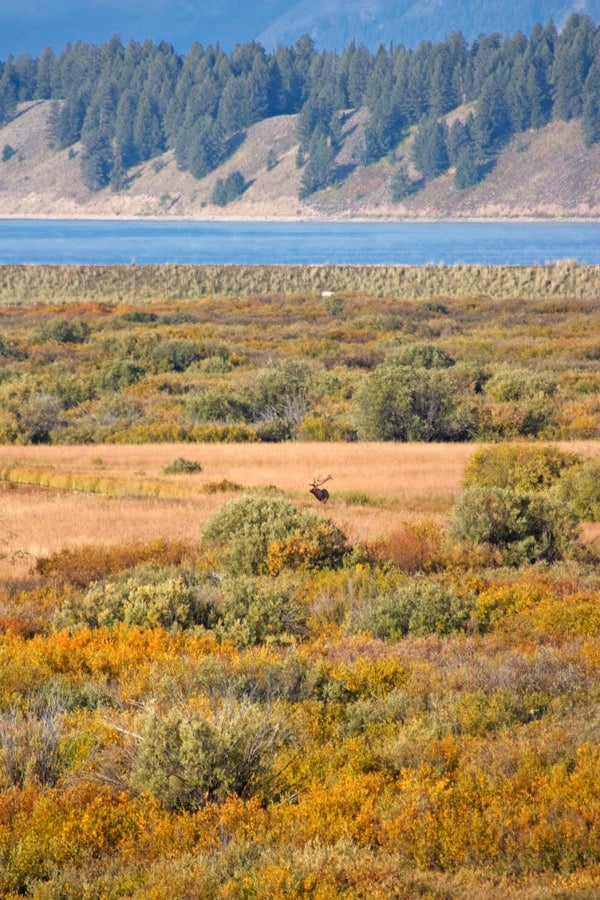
1, 0, 599, 60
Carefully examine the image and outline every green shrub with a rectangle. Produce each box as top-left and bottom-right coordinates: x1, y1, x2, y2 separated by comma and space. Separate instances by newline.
353, 580, 472, 640
211, 171, 246, 206
202, 495, 349, 576
353, 355, 466, 441
130, 699, 288, 810
55, 564, 217, 631
215, 575, 308, 646
163, 457, 202, 474
17, 392, 63, 443
558, 456, 600, 521
450, 485, 580, 564
150, 338, 201, 372
187, 389, 251, 424
484, 368, 556, 402
40, 318, 91, 344
464, 444, 581, 492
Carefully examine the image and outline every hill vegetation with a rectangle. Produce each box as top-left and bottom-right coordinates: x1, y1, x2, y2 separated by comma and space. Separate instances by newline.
1, 14, 599, 217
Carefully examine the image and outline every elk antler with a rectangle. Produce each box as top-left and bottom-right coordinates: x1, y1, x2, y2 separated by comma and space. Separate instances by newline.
308, 474, 332, 487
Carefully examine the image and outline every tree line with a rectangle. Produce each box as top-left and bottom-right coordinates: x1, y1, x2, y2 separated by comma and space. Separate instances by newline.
0, 13, 598, 196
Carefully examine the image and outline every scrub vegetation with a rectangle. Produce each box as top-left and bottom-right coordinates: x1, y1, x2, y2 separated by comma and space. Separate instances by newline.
1, 264, 600, 896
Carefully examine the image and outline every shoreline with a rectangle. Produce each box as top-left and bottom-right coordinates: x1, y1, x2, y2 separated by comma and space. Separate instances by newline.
1, 213, 600, 224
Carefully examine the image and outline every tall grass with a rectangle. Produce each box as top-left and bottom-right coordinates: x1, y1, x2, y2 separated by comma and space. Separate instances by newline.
1, 262, 598, 304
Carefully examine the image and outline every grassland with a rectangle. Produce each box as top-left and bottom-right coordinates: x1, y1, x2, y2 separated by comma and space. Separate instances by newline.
1, 265, 600, 897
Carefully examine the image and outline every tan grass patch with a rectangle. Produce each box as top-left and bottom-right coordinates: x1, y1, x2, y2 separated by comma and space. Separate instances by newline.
2, 441, 599, 584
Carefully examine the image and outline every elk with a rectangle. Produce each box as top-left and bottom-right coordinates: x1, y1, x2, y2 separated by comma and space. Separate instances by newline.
308, 475, 332, 503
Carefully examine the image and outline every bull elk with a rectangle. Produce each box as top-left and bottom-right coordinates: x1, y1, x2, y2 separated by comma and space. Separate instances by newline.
308, 475, 332, 503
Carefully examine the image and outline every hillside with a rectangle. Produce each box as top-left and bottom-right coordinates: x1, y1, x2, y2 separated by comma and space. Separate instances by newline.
0, 100, 599, 220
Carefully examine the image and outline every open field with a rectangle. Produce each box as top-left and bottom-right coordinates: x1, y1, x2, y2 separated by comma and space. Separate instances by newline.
0, 441, 477, 585
3, 440, 600, 585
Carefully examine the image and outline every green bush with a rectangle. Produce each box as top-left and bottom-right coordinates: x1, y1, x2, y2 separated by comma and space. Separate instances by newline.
464, 444, 581, 492
202, 496, 349, 576
40, 318, 91, 344
187, 389, 252, 424
55, 564, 217, 631
484, 368, 556, 402
163, 457, 202, 474
352, 354, 466, 441
215, 575, 308, 647
130, 699, 287, 810
150, 338, 201, 372
211, 170, 246, 206
353, 580, 472, 640
450, 485, 580, 564
558, 456, 600, 521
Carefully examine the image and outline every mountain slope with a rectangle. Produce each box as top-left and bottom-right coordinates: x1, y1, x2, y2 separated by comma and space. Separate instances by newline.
258, 1, 600, 49
0, 101, 598, 219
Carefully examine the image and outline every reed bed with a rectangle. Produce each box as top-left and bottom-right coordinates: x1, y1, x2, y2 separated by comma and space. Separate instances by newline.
1, 261, 599, 305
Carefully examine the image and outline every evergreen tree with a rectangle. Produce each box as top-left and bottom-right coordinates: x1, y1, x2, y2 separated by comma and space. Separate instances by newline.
114, 90, 139, 168
80, 129, 114, 191
35, 47, 55, 100
300, 131, 335, 197
472, 72, 512, 158
552, 14, 596, 121
133, 92, 165, 161
582, 60, 600, 147
412, 116, 449, 178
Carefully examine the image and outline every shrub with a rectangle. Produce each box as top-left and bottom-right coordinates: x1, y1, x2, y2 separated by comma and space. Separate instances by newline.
353, 580, 472, 640
353, 356, 465, 441
484, 368, 556, 402
163, 457, 202, 474
187, 389, 252, 424
17, 392, 63, 443
558, 456, 600, 521
0, 706, 66, 788
55, 564, 217, 631
36, 540, 192, 588
40, 318, 91, 344
464, 444, 581, 493
202, 496, 349, 576
450, 485, 580, 564
211, 171, 246, 206
150, 338, 200, 372
130, 699, 288, 810
215, 575, 308, 646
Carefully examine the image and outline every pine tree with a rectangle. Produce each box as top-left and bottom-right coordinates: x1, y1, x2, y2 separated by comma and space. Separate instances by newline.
412, 116, 449, 178
582, 60, 600, 147
80, 129, 114, 191
299, 131, 335, 197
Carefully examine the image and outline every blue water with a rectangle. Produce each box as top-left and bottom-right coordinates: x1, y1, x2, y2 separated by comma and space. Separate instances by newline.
0, 219, 598, 265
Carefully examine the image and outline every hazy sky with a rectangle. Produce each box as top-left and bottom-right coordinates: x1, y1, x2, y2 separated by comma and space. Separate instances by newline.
0, 1, 292, 58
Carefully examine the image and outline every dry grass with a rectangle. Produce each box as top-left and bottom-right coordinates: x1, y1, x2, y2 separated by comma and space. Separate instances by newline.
3, 440, 599, 586
0, 441, 477, 584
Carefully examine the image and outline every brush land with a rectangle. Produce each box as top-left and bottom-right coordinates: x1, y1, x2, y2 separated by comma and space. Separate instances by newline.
1, 264, 600, 896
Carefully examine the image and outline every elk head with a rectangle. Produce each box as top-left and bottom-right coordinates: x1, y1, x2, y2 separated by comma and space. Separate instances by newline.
308, 474, 332, 503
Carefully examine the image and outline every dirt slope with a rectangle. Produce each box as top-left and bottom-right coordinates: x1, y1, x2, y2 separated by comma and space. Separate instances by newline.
0, 101, 598, 219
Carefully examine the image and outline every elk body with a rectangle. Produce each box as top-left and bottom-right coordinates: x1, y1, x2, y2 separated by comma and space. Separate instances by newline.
308, 475, 332, 503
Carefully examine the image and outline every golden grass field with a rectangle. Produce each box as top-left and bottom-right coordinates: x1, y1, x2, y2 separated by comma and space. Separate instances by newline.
3, 440, 600, 586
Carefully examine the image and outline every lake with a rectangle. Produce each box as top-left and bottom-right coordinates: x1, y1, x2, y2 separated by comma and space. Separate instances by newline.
0, 219, 598, 265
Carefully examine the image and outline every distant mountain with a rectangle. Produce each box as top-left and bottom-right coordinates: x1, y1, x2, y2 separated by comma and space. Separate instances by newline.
258, 1, 600, 51
2, 0, 599, 60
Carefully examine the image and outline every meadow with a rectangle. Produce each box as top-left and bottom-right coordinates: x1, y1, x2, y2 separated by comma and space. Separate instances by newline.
1, 265, 600, 897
